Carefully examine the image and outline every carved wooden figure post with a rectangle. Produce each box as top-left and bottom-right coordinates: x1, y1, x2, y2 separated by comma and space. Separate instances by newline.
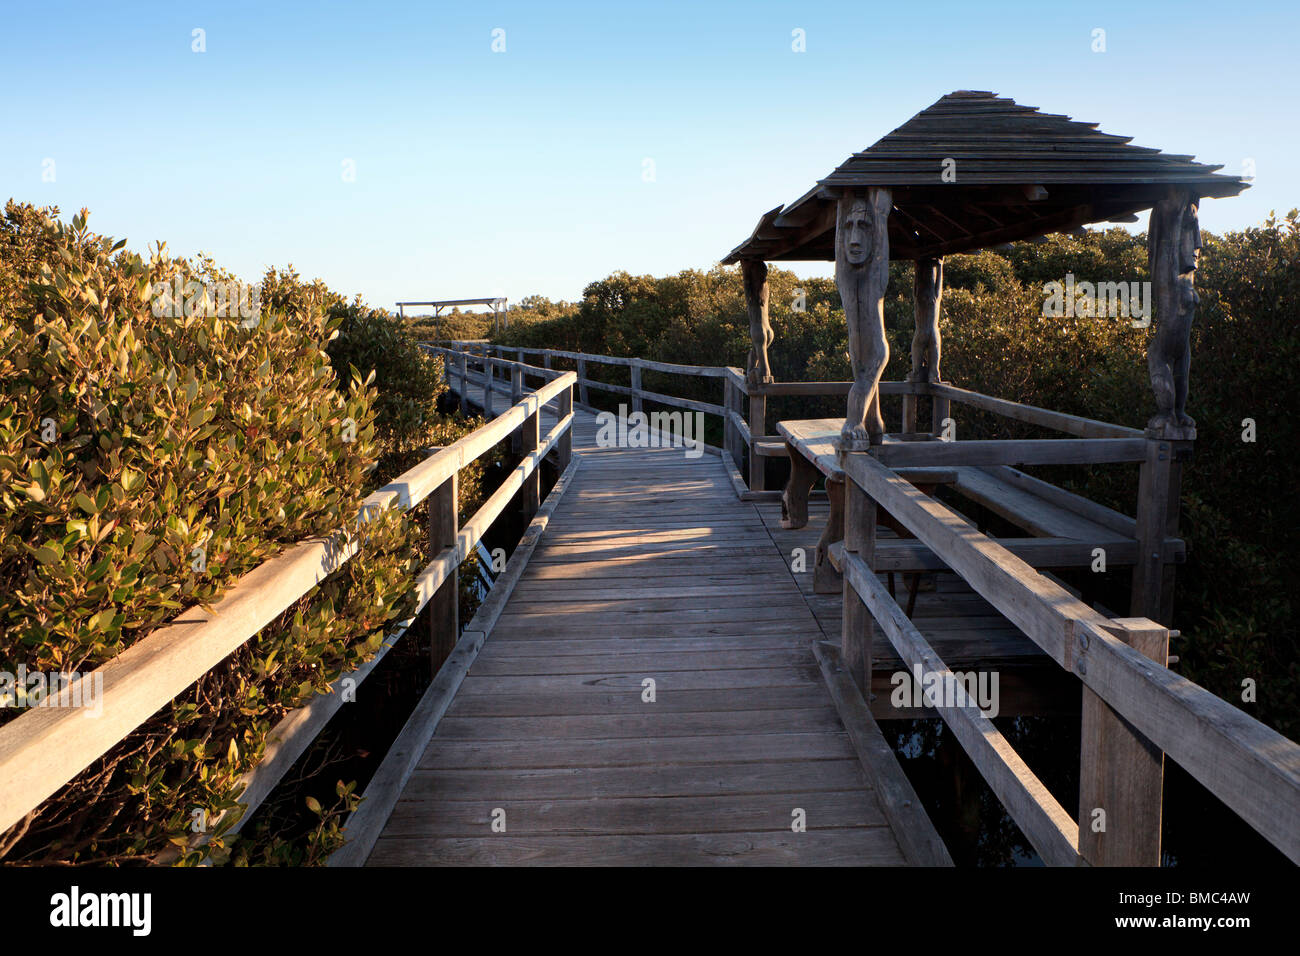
904, 256, 943, 433
741, 259, 774, 386
1146, 188, 1200, 440
1131, 188, 1200, 623
835, 189, 892, 449
742, 259, 773, 490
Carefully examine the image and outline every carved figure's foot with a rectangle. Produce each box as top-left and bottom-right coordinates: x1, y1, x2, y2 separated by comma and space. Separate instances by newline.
1146, 411, 1196, 441
836, 423, 873, 452
1146, 411, 1177, 434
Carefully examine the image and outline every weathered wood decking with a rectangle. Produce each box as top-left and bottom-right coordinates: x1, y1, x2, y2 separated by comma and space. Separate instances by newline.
365, 383, 934, 865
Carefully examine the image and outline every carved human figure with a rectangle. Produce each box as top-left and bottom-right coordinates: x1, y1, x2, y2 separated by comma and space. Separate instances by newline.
909, 257, 943, 384
742, 258, 774, 385
835, 189, 892, 447
1146, 189, 1200, 438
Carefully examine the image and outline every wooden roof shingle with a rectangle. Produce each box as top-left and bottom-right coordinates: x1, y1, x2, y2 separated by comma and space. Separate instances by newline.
722, 91, 1248, 263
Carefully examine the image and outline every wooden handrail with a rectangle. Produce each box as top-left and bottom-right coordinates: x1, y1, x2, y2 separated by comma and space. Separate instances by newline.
433, 341, 727, 378
432, 341, 729, 425
840, 450, 1300, 864
870, 438, 1149, 468
926, 382, 1144, 439
0, 371, 576, 838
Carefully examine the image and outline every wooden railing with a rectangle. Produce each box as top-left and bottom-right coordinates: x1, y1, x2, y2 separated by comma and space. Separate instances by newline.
431, 341, 726, 413
0, 366, 576, 852
837, 448, 1300, 866
434, 340, 879, 494
432, 341, 1156, 491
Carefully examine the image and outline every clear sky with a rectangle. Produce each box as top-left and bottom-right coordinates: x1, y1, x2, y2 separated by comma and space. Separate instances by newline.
5, 0, 1297, 310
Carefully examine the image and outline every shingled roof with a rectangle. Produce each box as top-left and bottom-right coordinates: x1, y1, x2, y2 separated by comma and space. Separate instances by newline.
722, 91, 1249, 263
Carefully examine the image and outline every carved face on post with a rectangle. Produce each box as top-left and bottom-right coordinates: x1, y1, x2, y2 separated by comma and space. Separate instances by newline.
840, 199, 873, 266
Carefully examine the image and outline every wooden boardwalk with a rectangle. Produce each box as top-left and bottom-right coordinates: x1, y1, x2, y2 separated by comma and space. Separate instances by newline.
366, 383, 929, 865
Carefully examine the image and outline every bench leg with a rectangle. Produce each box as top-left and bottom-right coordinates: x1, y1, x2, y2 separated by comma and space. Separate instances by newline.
780, 442, 820, 530
814, 475, 845, 593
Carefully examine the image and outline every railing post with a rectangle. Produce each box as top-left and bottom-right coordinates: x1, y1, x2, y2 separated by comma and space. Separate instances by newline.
723, 377, 736, 469
457, 353, 468, 413
576, 357, 590, 407
428, 474, 459, 675
630, 359, 643, 414
902, 386, 918, 435
932, 389, 951, 439
1130, 438, 1187, 625
522, 401, 541, 520
557, 381, 573, 469
481, 354, 492, 418
543, 352, 552, 371
748, 383, 766, 491
727, 374, 747, 474
1078, 618, 1169, 866
841, 467, 876, 694
511, 365, 524, 453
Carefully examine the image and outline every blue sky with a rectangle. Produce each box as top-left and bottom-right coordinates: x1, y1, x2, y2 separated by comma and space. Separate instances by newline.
5, 0, 1297, 310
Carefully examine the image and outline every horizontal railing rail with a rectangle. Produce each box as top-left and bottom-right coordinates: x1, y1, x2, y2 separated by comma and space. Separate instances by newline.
0, 369, 576, 844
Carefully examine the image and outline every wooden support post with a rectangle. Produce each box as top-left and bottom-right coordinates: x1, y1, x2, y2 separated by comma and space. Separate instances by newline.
428, 474, 459, 674
576, 358, 590, 407
1078, 618, 1169, 866
457, 353, 468, 414
723, 377, 736, 467
557, 383, 573, 469
748, 387, 766, 491
510, 366, 524, 453
842, 475, 877, 693
480, 354, 492, 418
932, 393, 951, 440
543, 353, 552, 371
630, 360, 643, 414
902, 392, 918, 435
521, 405, 541, 519
1130, 438, 1187, 624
